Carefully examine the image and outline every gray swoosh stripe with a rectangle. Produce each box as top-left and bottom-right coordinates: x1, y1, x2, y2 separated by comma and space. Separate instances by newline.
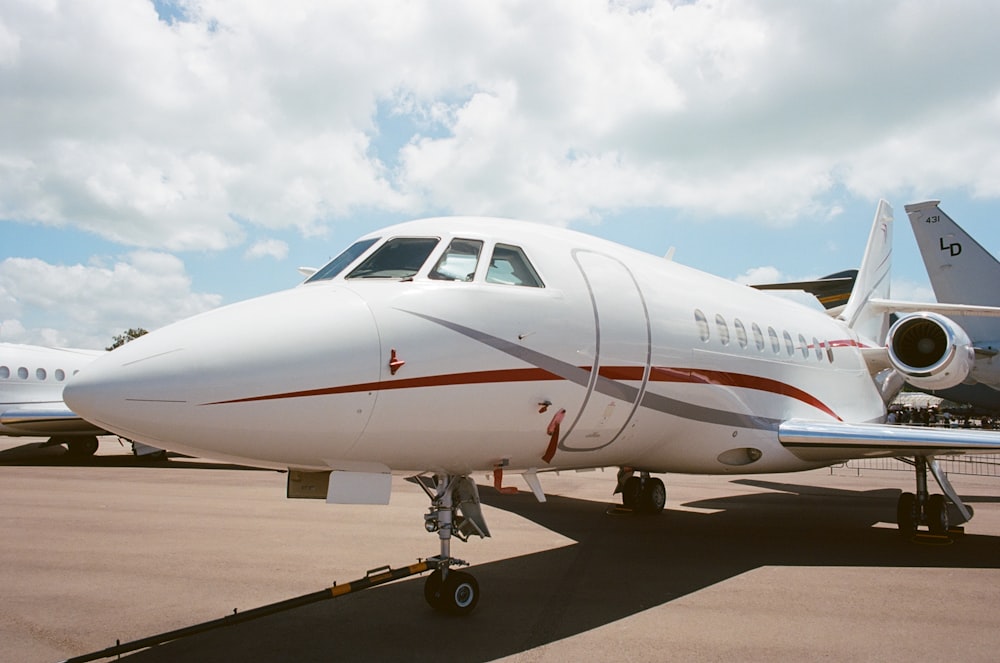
403, 311, 778, 433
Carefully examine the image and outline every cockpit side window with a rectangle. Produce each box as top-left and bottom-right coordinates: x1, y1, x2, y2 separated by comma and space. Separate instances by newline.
486, 244, 544, 287
429, 238, 483, 282
346, 237, 440, 280
306, 238, 379, 282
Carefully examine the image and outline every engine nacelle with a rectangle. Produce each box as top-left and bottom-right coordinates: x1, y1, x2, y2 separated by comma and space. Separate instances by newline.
887, 312, 974, 391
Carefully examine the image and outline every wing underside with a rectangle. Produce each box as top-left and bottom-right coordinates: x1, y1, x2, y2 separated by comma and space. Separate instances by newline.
0, 405, 106, 435
779, 418, 1000, 464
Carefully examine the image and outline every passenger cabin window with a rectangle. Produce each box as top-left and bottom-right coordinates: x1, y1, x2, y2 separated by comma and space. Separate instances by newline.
715, 314, 730, 346
734, 318, 748, 348
306, 238, 379, 282
55, 369, 66, 381
429, 239, 483, 282
36, 368, 47, 380
346, 237, 439, 280
813, 337, 822, 360
768, 327, 780, 354
694, 309, 709, 342
798, 334, 809, 358
752, 323, 765, 351
0, 366, 8, 379
486, 244, 543, 287
17, 367, 28, 379
783, 331, 794, 356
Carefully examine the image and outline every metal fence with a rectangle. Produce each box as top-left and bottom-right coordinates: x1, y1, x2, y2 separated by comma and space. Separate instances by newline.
837, 455, 1000, 477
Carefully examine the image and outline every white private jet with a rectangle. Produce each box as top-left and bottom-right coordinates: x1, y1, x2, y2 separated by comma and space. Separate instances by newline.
892, 201, 1000, 411
64, 201, 1000, 614
0, 342, 107, 457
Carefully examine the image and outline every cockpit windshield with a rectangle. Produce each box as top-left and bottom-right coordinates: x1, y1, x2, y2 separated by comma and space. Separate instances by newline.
429, 239, 483, 282
346, 237, 440, 280
486, 244, 544, 287
305, 238, 379, 283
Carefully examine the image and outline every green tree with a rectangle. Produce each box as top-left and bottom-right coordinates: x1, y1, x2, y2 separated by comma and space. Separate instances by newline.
107, 327, 149, 351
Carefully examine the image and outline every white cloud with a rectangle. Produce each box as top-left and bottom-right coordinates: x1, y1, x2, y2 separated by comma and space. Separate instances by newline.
890, 278, 935, 303
734, 266, 784, 286
0, 251, 222, 348
1, 0, 999, 247
244, 238, 288, 260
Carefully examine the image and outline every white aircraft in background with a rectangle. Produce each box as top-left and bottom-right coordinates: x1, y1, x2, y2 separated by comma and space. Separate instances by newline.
0, 342, 164, 459
895, 201, 1000, 411
65, 201, 1000, 614
0, 342, 107, 457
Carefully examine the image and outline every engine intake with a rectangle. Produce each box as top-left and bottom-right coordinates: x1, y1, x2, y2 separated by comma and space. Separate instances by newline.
887, 312, 974, 391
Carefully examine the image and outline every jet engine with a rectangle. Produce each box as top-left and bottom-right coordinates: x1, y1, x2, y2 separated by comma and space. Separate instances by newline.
886, 312, 974, 391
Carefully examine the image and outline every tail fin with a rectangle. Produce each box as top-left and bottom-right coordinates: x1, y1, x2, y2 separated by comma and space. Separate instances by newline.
840, 200, 893, 344
905, 200, 1000, 306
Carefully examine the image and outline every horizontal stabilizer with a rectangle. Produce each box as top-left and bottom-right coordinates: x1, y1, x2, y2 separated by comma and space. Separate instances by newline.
751, 270, 857, 312
868, 298, 1000, 318
779, 418, 1000, 464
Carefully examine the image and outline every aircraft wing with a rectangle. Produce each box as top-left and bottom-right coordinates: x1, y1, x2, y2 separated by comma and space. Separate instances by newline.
0, 405, 106, 435
779, 418, 1000, 464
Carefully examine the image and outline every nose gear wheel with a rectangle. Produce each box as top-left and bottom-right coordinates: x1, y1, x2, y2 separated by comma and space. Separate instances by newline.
414, 474, 489, 615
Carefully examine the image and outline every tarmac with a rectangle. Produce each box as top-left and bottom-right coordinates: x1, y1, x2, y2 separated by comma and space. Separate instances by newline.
2, 436, 1000, 662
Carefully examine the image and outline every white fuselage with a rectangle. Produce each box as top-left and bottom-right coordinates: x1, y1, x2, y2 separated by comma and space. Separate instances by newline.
65, 218, 885, 476
0, 343, 105, 437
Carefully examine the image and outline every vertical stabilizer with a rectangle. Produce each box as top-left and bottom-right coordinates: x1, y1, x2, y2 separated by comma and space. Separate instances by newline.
840, 200, 893, 345
905, 200, 1000, 306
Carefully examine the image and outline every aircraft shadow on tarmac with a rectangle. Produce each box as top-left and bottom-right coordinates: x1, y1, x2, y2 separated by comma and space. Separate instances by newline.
0, 441, 272, 471
106, 479, 1000, 663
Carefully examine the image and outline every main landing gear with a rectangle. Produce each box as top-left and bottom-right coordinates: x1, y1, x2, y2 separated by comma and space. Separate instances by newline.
43, 435, 99, 459
616, 468, 666, 514
896, 455, 973, 538
415, 474, 490, 615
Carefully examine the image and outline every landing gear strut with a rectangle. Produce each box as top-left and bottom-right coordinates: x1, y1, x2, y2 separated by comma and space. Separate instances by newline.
415, 474, 489, 615
617, 469, 666, 514
896, 455, 973, 537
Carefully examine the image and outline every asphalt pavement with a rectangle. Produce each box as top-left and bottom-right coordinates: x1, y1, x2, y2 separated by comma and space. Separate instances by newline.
2, 437, 1000, 662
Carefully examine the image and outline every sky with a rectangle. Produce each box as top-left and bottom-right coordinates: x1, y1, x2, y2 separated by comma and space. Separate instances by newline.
2, 0, 1000, 349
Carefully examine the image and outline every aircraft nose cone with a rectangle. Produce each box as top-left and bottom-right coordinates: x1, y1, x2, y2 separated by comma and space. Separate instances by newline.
65, 285, 381, 466
63, 356, 128, 433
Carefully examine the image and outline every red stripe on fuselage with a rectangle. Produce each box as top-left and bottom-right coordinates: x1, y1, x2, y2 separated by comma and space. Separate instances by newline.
646, 366, 841, 420
206, 364, 840, 419
205, 367, 561, 405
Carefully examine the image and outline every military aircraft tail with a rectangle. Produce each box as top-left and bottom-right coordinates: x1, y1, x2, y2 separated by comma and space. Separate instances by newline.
905, 200, 1000, 307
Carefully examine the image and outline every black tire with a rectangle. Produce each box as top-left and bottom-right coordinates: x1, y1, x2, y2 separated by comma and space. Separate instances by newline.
622, 476, 642, 510
897, 492, 918, 536
66, 436, 99, 458
639, 477, 666, 515
423, 569, 445, 610
927, 494, 950, 535
440, 571, 479, 616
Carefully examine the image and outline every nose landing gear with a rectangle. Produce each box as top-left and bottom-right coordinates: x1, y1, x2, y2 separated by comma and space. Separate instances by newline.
415, 474, 490, 615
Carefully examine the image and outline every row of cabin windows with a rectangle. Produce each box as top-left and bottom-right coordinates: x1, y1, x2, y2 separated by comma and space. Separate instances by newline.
694, 309, 834, 363
0, 365, 74, 381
